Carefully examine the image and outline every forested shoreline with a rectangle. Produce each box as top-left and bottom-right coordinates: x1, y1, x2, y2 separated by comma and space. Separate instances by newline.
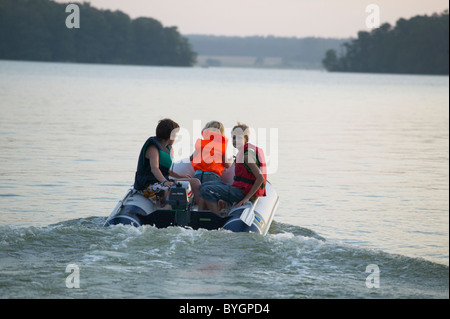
186, 35, 347, 68
1, 0, 447, 73
322, 11, 449, 75
0, 0, 197, 66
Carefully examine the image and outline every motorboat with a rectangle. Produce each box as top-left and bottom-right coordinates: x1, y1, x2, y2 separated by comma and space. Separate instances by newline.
104, 159, 279, 235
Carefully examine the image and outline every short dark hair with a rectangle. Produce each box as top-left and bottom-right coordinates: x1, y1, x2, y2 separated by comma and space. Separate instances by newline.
156, 118, 180, 140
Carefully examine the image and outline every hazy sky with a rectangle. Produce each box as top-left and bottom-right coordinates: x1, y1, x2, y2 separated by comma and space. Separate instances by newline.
57, 0, 448, 38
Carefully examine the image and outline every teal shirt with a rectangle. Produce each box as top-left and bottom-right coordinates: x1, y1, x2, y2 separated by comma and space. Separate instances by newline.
134, 136, 173, 190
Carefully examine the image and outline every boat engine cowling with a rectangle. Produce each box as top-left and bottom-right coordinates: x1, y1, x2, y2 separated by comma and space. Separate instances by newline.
167, 181, 193, 211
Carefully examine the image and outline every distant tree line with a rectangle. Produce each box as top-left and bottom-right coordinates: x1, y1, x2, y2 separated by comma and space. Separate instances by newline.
186, 34, 348, 68
322, 11, 449, 75
0, 0, 197, 66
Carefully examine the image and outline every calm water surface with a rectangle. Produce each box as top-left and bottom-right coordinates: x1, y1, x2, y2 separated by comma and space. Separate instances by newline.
0, 61, 448, 298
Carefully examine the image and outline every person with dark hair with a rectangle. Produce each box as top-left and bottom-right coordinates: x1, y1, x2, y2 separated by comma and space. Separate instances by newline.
134, 118, 198, 207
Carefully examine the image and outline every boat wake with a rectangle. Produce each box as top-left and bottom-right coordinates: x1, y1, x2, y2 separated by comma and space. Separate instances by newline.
1, 217, 448, 298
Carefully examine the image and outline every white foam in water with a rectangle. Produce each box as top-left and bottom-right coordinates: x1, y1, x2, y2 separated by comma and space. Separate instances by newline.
0, 219, 448, 298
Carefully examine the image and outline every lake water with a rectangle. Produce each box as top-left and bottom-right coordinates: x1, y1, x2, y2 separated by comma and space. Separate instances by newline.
0, 60, 448, 299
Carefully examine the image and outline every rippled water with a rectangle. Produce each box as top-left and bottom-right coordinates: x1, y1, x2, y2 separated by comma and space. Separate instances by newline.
1, 217, 448, 299
0, 61, 448, 298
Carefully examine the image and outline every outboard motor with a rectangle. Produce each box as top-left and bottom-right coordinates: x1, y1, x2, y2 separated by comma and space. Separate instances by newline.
167, 181, 193, 211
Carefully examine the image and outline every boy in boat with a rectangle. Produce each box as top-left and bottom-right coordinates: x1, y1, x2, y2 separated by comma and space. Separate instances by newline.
198, 122, 267, 216
134, 118, 200, 207
190, 120, 232, 183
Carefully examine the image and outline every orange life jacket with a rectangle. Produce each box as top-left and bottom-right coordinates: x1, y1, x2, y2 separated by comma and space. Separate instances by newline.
232, 143, 267, 197
191, 130, 228, 177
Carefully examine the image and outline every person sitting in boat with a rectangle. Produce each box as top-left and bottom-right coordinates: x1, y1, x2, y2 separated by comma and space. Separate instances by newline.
190, 120, 232, 184
198, 122, 267, 215
134, 118, 200, 208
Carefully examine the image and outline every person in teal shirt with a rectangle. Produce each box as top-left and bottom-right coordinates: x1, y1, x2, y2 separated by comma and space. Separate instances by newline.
134, 118, 199, 207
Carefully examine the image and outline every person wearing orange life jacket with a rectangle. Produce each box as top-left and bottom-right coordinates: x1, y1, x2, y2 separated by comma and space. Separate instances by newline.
190, 121, 232, 184
198, 122, 267, 215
